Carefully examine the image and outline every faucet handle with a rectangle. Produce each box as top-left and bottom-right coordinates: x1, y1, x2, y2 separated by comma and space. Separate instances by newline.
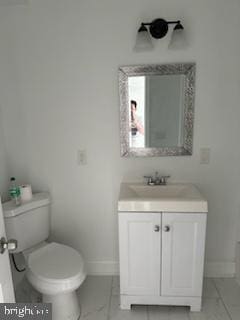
143, 175, 154, 185
159, 175, 170, 185
154, 171, 160, 184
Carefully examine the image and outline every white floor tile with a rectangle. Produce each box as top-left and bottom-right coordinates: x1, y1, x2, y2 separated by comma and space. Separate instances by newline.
77, 276, 112, 320
112, 276, 120, 296
15, 275, 240, 320
224, 306, 240, 320
203, 278, 219, 298
109, 294, 148, 320
189, 298, 231, 320
214, 278, 240, 307
214, 278, 240, 320
148, 305, 190, 320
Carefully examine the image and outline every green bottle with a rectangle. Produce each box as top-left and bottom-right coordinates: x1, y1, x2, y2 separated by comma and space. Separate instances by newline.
9, 177, 21, 206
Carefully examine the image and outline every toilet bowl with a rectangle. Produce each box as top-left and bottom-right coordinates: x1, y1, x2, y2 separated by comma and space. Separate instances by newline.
25, 242, 86, 320
2, 192, 86, 320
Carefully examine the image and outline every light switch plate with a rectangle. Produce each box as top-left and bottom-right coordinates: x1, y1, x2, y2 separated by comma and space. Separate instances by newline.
200, 148, 210, 164
77, 149, 87, 165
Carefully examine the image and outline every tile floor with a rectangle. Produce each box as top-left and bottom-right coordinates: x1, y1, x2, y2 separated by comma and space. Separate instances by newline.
76, 276, 240, 320
16, 276, 240, 320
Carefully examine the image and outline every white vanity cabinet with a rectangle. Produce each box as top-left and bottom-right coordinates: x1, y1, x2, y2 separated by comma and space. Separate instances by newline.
118, 211, 207, 311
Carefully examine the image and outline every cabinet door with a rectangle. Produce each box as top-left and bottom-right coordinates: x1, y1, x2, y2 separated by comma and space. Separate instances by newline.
119, 212, 161, 295
161, 213, 206, 297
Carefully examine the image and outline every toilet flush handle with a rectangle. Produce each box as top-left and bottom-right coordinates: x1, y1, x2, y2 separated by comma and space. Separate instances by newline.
0, 237, 18, 254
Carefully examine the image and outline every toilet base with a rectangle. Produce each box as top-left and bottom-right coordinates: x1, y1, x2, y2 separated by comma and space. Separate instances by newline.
43, 291, 80, 320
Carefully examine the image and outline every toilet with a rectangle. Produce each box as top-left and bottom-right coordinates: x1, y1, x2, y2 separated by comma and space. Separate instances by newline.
3, 192, 86, 320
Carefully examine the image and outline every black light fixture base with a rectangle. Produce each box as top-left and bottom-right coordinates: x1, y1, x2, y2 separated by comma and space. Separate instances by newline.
149, 19, 169, 39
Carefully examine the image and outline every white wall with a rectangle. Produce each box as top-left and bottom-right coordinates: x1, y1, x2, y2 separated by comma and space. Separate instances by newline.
148, 75, 182, 147
0, 0, 240, 276
0, 106, 8, 200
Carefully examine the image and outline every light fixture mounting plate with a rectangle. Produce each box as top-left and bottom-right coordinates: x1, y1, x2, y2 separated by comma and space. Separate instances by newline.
149, 18, 169, 39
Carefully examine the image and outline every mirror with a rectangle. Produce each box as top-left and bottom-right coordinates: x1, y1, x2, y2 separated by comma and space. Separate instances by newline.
119, 63, 196, 157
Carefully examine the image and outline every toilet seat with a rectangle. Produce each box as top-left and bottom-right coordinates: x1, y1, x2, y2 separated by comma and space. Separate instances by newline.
26, 242, 86, 295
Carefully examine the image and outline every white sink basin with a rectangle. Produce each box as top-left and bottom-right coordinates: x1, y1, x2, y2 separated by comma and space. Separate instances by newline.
118, 183, 208, 213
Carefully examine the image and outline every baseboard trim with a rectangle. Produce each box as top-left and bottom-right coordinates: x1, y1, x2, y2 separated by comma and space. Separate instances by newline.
86, 260, 235, 278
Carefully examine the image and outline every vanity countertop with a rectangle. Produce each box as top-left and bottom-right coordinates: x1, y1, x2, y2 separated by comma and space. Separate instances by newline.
118, 182, 208, 213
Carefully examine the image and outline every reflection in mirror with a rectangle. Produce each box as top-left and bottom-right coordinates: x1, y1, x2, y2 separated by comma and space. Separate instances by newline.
129, 75, 185, 148
119, 63, 196, 157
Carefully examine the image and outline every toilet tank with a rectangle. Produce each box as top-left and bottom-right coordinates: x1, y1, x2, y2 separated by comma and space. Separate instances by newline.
2, 192, 51, 253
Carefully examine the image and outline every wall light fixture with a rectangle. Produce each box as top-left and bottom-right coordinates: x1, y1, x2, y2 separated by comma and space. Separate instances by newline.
134, 18, 186, 51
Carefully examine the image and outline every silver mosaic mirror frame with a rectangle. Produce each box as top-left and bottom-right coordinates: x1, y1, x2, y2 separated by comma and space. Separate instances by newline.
119, 63, 196, 157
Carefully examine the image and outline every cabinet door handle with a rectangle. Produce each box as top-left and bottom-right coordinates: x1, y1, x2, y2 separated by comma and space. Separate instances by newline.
154, 225, 160, 232
164, 225, 170, 232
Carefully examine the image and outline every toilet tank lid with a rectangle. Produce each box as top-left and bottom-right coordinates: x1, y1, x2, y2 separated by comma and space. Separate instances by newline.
3, 192, 51, 218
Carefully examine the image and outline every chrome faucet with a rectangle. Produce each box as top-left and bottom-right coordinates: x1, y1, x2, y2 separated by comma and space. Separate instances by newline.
144, 172, 170, 186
